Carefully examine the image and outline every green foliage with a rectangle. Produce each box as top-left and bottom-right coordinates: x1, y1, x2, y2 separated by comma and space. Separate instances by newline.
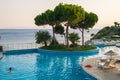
93, 25, 120, 39
78, 45, 96, 51
68, 32, 80, 47
86, 12, 98, 28
54, 3, 85, 24
93, 27, 111, 39
0, 46, 3, 51
73, 12, 98, 29
41, 44, 66, 50
40, 44, 96, 51
50, 38, 59, 45
90, 33, 95, 40
114, 22, 120, 27
54, 3, 85, 47
34, 9, 57, 45
91, 33, 95, 37
34, 9, 55, 26
34, 3, 98, 47
35, 31, 51, 46
71, 12, 98, 45
114, 22, 118, 27
54, 24, 64, 35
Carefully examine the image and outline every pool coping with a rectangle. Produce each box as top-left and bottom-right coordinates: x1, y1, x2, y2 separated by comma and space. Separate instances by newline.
38, 48, 98, 52
37, 48, 99, 55
2, 48, 99, 56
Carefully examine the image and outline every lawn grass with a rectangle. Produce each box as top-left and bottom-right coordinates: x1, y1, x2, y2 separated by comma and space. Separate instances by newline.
40, 44, 97, 51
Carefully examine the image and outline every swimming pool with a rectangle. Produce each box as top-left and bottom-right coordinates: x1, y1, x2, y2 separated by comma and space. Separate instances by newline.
0, 49, 98, 80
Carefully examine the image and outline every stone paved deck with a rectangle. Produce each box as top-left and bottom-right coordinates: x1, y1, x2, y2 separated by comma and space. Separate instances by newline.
82, 57, 120, 80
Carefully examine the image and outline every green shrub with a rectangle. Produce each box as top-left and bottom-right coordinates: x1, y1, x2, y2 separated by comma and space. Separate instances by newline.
40, 44, 96, 51
0, 46, 3, 51
41, 44, 66, 50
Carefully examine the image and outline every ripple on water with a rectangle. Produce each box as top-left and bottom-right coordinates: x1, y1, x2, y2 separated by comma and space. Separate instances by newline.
0, 52, 97, 80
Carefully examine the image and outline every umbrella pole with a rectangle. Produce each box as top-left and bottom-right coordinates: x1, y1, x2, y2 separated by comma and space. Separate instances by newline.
111, 55, 112, 60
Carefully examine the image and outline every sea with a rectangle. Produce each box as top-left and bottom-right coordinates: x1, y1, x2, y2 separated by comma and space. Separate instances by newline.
0, 29, 100, 45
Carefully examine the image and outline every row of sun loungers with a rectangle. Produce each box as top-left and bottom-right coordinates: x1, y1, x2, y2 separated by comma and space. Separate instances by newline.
97, 56, 120, 71
100, 56, 120, 62
98, 60, 116, 69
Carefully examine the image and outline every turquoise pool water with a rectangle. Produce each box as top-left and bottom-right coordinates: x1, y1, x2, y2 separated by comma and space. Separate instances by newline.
0, 50, 98, 80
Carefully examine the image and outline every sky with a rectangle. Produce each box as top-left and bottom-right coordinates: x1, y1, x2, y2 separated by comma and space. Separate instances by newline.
0, 0, 120, 29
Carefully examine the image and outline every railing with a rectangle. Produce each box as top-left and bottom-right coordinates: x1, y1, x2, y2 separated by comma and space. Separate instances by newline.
0, 40, 80, 51
1, 43, 42, 51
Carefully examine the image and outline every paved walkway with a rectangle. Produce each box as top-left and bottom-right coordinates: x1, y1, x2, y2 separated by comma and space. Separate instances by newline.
82, 57, 120, 80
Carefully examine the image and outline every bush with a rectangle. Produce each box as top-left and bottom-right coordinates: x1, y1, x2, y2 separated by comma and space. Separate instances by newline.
41, 44, 66, 50
35, 31, 51, 46
69, 43, 78, 47
0, 46, 3, 51
40, 44, 96, 51
50, 39, 59, 45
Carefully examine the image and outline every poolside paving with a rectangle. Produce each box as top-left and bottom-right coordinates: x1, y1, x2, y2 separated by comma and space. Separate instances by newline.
82, 57, 120, 80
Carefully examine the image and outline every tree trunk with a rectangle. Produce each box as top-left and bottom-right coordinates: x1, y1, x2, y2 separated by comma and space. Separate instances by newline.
44, 41, 47, 46
52, 26, 56, 44
73, 42, 75, 47
64, 34, 66, 45
81, 28, 84, 46
66, 25, 69, 47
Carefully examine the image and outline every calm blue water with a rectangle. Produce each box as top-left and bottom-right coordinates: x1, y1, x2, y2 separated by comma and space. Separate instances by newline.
0, 29, 99, 80
0, 51, 97, 80
0, 29, 42, 44
0, 29, 99, 44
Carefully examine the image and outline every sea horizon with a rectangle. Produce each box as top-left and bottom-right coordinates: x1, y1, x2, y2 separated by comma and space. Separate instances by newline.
0, 28, 100, 44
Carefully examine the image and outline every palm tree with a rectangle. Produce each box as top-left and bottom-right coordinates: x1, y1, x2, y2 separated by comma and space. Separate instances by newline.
35, 31, 51, 46
68, 32, 80, 47
118, 23, 120, 27
34, 10, 57, 44
114, 22, 118, 27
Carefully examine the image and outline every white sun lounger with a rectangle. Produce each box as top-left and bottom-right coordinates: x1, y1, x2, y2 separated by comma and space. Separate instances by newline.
102, 59, 117, 70
100, 56, 107, 61
115, 57, 120, 62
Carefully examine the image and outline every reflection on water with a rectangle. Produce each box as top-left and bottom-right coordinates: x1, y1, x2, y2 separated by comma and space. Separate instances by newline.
36, 54, 96, 80
0, 52, 97, 80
